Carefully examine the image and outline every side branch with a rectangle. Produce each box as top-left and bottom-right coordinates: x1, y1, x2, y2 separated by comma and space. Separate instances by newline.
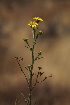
15, 57, 29, 85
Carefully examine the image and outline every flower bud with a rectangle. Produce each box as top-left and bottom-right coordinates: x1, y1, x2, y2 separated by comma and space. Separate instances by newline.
39, 31, 43, 35
38, 51, 42, 55
30, 48, 33, 51
27, 65, 32, 71
23, 38, 28, 41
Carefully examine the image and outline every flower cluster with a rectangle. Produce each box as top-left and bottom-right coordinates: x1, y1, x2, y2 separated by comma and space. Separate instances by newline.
28, 17, 43, 28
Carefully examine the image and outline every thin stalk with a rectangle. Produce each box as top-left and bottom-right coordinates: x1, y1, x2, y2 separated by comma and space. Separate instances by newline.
29, 29, 35, 105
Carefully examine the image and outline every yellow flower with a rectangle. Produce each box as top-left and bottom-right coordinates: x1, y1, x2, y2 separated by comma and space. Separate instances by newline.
33, 17, 43, 21
28, 21, 38, 28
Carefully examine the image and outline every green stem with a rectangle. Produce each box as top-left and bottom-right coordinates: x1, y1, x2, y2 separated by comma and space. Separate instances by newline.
29, 29, 35, 105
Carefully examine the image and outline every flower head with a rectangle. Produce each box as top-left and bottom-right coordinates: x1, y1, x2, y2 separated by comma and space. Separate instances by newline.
28, 21, 38, 28
33, 17, 43, 22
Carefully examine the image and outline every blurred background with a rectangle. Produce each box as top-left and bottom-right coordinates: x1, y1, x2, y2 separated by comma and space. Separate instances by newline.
0, 0, 70, 105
